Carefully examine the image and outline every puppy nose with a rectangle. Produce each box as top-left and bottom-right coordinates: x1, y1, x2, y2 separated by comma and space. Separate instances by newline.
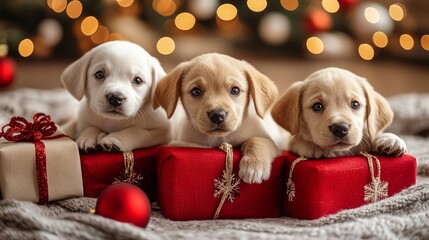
208, 110, 227, 125
106, 93, 125, 107
330, 123, 349, 138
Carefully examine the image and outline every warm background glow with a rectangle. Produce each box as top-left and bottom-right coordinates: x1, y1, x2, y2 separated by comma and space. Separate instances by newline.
306, 37, 324, 55
358, 43, 374, 60
175, 12, 196, 31
217, 4, 238, 21
18, 39, 34, 57
157, 37, 175, 55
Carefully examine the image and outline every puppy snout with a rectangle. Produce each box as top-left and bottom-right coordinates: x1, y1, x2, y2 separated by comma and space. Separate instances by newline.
330, 123, 349, 138
106, 93, 126, 107
208, 109, 228, 125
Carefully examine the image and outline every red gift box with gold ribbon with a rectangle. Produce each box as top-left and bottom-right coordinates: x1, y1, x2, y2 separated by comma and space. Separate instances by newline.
0, 113, 83, 203
282, 151, 417, 220
80, 147, 158, 202
157, 144, 284, 220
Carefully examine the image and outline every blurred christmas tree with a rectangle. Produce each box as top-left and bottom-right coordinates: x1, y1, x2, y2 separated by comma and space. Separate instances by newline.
0, 0, 428, 61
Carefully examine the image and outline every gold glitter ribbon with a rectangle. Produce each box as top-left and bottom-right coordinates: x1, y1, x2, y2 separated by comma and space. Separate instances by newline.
213, 143, 241, 219
286, 156, 307, 202
112, 151, 143, 185
361, 152, 389, 203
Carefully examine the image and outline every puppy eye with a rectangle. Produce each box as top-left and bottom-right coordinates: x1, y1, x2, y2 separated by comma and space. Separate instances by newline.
312, 102, 324, 112
94, 71, 105, 80
133, 77, 143, 86
191, 87, 202, 97
230, 86, 240, 96
351, 101, 360, 110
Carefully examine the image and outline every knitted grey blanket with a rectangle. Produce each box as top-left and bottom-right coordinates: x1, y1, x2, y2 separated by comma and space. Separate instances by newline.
1, 89, 429, 240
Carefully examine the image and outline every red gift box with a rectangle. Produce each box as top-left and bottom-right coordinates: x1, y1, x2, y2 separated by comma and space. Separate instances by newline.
157, 146, 284, 220
80, 147, 158, 202
283, 151, 417, 220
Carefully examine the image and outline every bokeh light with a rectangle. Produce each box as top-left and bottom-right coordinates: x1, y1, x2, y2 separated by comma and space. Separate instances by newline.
399, 34, 414, 50
117, 0, 134, 8
280, 0, 299, 11
157, 37, 175, 55
153, 0, 177, 17
364, 7, 380, 24
0, 43, 9, 57
81, 16, 99, 36
322, 0, 340, 14
421, 35, 429, 51
50, 0, 67, 13
306, 37, 324, 55
247, 0, 267, 13
389, 4, 405, 22
358, 43, 374, 60
372, 31, 388, 48
107, 33, 123, 41
217, 4, 238, 21
90, 25, 110, 44
66, 0, 83, 19
18, 38, 34, 57
175, 12, 196, 31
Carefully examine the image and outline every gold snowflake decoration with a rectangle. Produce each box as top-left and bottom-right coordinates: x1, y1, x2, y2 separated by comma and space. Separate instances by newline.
112, 151, 143, 185
213, 143, 241, 219
214, 171, 241, 202
364, 178, 388, 203
361, 152, 389, 203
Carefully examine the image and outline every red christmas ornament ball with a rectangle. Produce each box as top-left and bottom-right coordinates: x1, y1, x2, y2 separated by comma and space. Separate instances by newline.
95, 183, 151, 228
304, 9, 332, 34
0, 57, 16, 86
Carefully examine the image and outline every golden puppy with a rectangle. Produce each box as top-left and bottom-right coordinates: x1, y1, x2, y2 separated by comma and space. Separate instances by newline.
154, 53, 287, 183
272, 67, 406, 158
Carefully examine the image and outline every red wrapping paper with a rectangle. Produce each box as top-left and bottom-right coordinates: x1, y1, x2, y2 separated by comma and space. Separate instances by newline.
282, 151, 417, 220
157, 146, 284, 220
80, 147, 158, 202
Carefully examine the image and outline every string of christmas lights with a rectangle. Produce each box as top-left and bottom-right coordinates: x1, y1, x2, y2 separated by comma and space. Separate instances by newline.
0, 0, 428, 61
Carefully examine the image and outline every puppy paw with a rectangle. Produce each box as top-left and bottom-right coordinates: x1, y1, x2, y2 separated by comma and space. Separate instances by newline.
238, 155, 271, 184
374, 133, 407, 156
98, 136, 122, 152
76, 137, 98, 153
76, 132, 106, 153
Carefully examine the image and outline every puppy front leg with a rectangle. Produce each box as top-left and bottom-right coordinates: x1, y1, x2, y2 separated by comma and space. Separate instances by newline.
239, 137, 280, 184
76, 127, 106, 152
373, 133, 407, 156
98, 127, 170, 152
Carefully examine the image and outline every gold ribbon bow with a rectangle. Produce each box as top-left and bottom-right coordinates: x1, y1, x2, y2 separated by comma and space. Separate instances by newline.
361, 152, 388, 203
213, 143, 241, 219
285, 156, 307, 202
112, 151, 143, 185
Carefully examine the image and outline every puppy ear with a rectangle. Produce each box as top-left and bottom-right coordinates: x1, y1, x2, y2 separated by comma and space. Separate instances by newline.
242, 61, 278, 118
153, 61, 189, 118
362, 78, 393, 139
150, 56, 166, 100
271, 81, 304, 135
60, 53, 91, 100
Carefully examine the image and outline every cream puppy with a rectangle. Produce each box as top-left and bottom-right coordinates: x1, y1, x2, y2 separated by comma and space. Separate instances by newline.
154, 53, 287, 184
61, 40, 171, 152
272, 67, 406, 158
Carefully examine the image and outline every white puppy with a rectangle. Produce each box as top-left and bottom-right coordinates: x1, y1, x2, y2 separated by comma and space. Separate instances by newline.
61, 40, 171, 152
154, 53, 288, 183
272, 67, 406, 158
